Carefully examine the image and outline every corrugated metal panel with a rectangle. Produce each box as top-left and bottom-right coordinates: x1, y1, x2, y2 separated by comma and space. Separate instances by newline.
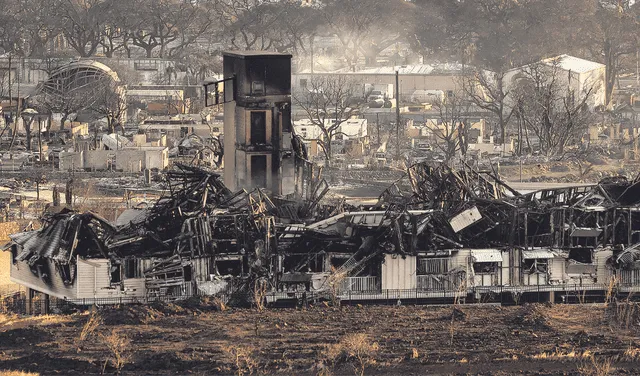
381, 254, 416, 290
471, 249, 502, 263
522, 250, 556, 259
449, 207, 482, 233
115, 209, 149, 227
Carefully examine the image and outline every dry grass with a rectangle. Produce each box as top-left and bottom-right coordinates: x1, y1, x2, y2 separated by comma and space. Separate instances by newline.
530, 349, 592, 360
0, 371, 40, 376
222, 345, 259, 376
76, 310, 102, 349
253, 279, 268, 312
0, 313, 70, 330
622, 346, 640, 361
321, 333, 379, 376
604, 276, 619, 306
212, 297, 227, 311
577, 355, 613, 376
450, 281, 467, 346
100, 329, 131, 374
0, 313, 20, 327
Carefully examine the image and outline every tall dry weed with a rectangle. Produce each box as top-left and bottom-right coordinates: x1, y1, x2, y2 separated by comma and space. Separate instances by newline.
222, 344, 259, 376
320, 333, 378, 376
577, 355, 613, 376
100, 329, 131, 374
253, 279, 268, 312
77, 310, 102, 350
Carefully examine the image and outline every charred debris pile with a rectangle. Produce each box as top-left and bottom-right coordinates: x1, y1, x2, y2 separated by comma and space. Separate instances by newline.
6, 162, 640, 301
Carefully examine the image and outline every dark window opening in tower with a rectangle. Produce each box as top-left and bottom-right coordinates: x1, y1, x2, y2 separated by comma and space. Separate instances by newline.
251, 111, 267, 144
251, 155, 267, 188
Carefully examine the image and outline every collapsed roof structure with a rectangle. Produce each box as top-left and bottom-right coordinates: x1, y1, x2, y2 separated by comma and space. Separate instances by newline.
6, 161, 640, 305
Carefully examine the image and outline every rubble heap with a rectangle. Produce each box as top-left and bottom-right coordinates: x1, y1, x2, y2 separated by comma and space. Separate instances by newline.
6, 161, 640, 304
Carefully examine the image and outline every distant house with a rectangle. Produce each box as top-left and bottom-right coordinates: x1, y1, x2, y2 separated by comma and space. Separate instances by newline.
293, 117, 369, 157
293, 63, 464, 102
139, 115, 210, 140
503, 54, 607, 110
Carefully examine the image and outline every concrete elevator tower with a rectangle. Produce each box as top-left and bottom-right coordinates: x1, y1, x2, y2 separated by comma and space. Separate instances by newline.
222, 51, 295, 195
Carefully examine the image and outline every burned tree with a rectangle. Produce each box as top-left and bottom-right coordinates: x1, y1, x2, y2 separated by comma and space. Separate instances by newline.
320, 0, 412, 70
89, 78, 127, 134
461, 69, 515, 144
512, 58, 598, 156
293, 75, 362, 165
425, 91, 473, 165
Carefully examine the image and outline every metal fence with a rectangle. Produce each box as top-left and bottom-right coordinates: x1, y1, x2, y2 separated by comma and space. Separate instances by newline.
269, 283, 635, 306
0, 290, 228, 316
3, 282, 638, 316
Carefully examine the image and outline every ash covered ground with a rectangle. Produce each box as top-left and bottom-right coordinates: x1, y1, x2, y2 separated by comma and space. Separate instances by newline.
1, 303, 640, 375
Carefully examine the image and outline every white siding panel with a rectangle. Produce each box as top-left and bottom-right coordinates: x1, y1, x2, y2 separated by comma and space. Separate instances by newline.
76, 258, 112, 299
10, 259, 77, 299
595, 249, 613, 284
450, 250, 470, 269
123, 278, 146, 296
501, 251, 510, 286
449, 207, 482, 233
76, 258, 145, 299
549, 258, 565, 282
381, 254, 416, 290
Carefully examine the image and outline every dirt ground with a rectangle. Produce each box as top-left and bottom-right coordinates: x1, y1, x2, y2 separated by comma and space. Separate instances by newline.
1, 303, 640, 375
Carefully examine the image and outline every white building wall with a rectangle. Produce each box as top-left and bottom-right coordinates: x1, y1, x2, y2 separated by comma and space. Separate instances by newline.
76, 258, 145, 299
83, 148, 168, 171
502, 56, 606, 110
549, 258, 566, 283
59, 151, 84, 170
84, 150, 113, 170
595, 248, 613, 284
501, 250, 510, 286
381, 254, 416, 290
10, 258, 77, 299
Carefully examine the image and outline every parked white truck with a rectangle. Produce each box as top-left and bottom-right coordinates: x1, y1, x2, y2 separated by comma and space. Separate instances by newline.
365, 84, 394, 108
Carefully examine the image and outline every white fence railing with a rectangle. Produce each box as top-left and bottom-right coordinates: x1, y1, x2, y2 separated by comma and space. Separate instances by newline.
620, 270, 640, 285
417, 274, 465, 291
340, 276, 379, 292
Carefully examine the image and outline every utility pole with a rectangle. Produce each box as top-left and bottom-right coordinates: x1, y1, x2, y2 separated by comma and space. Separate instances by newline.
7, 52, 11, 123
310, 34, 315, 75
376, 112, 380, 145
395, 70, 401, 161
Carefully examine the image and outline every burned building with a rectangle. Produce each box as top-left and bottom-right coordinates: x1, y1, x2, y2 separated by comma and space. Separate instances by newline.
222, 51, 296, 195
7, 160, 640, 306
